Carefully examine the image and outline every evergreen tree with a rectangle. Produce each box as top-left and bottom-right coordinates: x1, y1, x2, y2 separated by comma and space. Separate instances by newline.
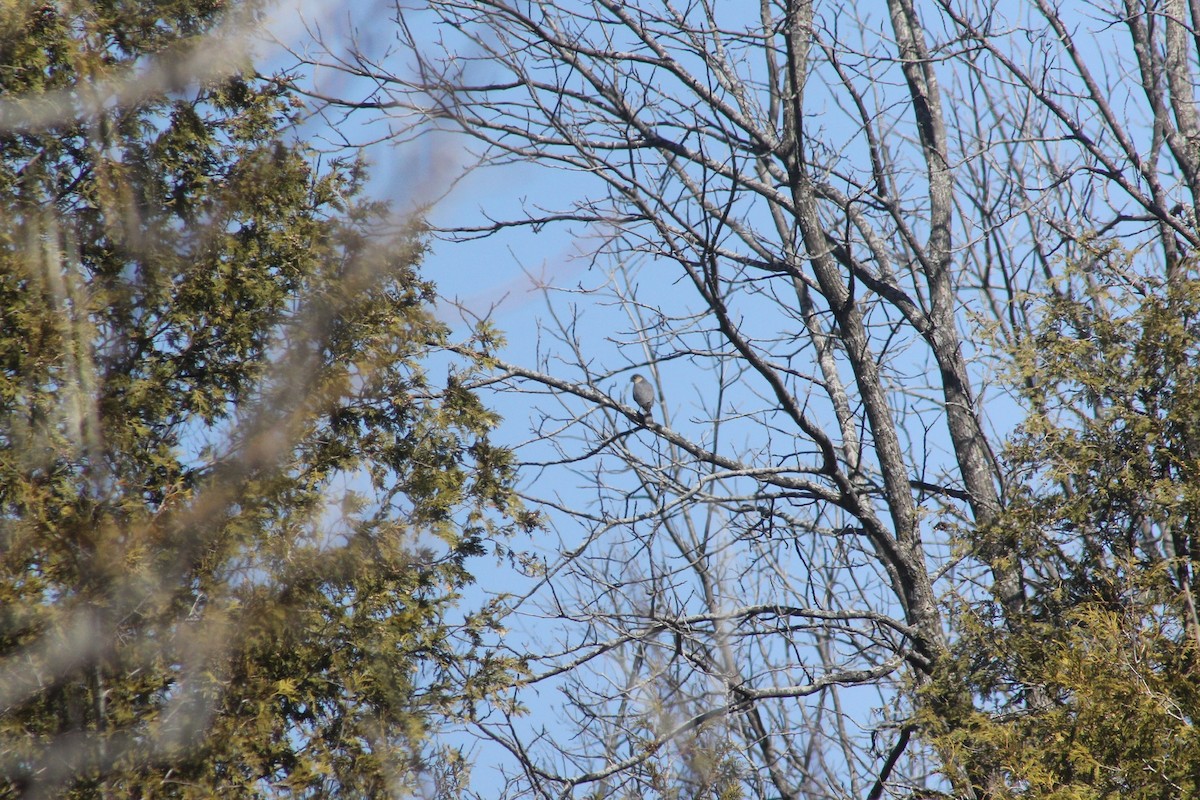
925, 250, 1200, 799
0, 2, 527, 796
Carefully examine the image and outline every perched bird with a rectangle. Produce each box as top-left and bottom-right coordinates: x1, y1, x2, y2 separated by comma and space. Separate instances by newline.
630, 373, 655, 423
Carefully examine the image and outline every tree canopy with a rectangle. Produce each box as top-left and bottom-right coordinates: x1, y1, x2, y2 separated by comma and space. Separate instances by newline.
11, 0, 1200, 798
0, 1, 528, 796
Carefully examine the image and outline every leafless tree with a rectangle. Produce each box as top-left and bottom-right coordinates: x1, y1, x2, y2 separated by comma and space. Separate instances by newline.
292, 0, 1200, 797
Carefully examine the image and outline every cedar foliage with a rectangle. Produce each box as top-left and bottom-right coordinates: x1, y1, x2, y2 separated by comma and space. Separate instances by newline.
925, 251, 1200, 799
0, 1, 527, 796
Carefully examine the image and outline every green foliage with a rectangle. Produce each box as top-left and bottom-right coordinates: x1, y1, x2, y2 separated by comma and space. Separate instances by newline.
925, 251, 1200, 799
0, 2, 528, 796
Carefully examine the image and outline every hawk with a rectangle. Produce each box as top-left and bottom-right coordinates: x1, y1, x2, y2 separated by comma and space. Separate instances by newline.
630, 373, 655, 423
